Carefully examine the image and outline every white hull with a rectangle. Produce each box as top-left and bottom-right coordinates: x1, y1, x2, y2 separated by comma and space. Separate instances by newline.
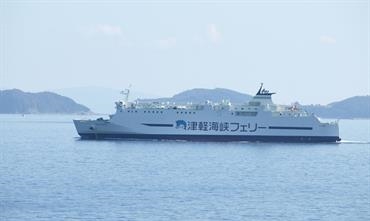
74, 109, 340, 142
74, 85, 340, 142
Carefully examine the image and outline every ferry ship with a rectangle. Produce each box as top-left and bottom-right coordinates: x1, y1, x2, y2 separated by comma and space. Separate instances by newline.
73, 84, 340, 142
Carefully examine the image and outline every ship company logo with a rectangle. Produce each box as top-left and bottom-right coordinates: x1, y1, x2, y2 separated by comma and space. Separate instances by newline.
175, 120, 187, 130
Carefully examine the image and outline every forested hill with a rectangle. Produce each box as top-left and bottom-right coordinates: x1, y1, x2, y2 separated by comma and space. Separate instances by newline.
0, 89, 90, 114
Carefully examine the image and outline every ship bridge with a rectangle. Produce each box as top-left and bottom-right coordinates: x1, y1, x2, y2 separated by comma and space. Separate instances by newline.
248, 83, 275, 107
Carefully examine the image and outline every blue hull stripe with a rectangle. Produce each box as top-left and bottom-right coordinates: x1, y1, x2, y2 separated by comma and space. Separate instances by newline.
142, 123, 173, 127
269, 126, 313, 130
78, 133, 340, 143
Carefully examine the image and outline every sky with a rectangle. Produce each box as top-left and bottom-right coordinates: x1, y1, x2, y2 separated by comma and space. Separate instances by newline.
1, 0, 369, 105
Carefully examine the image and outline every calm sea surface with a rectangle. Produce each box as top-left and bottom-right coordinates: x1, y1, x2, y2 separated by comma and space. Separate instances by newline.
1, 115, 369, 221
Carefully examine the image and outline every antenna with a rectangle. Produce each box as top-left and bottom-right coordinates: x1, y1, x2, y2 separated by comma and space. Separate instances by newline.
257, 83, 264, 95
256, 83, 275, 96
120, 84, 132, 104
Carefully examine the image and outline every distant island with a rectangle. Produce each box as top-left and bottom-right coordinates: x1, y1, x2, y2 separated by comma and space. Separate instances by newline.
1, 88, 369, 118
0, 89, 90, 114
303, 96, 370, 119
137, 88, 253, 104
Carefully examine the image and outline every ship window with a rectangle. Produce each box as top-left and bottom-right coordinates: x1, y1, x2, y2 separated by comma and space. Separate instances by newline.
160, 111, 163, 114
156, 111, 159, 113
249, 101, 261, 106
135, 110, 137, 113
152, 111, 155, 113
193, 112, 195, 114
144, 111, 146, 113
235, 111, 258, 116
177, 111, 179, 114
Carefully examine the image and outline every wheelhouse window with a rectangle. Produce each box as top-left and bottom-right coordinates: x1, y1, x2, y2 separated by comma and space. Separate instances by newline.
235, 111, 258, 116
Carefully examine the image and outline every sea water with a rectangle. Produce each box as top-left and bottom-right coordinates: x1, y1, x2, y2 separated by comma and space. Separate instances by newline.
1, 115, 369, 221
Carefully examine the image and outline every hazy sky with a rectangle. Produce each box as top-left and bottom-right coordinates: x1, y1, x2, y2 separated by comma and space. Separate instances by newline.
1, 0, 369, 104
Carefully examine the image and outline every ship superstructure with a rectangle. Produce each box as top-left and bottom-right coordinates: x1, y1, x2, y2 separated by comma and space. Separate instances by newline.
73, 84, 340, 142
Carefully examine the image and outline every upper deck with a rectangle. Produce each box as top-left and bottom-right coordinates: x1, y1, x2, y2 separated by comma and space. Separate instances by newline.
114, 84, 310, 118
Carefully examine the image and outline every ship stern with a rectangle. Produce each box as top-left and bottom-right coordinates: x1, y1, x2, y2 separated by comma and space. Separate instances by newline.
318, 120, 341, 142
